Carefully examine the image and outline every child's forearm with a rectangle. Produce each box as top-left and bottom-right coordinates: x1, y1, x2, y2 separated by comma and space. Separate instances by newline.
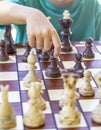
0, 1, 41, 25
0, 2, 25, 24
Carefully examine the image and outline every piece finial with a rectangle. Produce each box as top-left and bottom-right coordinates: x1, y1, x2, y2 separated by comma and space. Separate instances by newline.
63, 10, 70, 19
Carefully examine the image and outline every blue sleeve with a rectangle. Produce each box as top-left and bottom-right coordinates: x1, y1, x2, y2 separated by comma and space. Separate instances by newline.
0, 25, 5, 29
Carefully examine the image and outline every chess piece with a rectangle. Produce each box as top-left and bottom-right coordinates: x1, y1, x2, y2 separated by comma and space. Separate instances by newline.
23, 82, 45, 128
0, 40, 9, 61
4, 25, 16, 54
31, 82, 46, 111
38, 51, 50, 61
73, 53, 84, 77
36, 48, 42, 53
23, 49, 41, 88
22, 41, 31, 62
59, 10, 73, 52
83, 37, 94, 59
79, 70, 95, 96
91, 73, 101, 124
45, 46, 61, 78
0, 85, 16, 129
59, 69, 79, 108
59, 70, 81, 125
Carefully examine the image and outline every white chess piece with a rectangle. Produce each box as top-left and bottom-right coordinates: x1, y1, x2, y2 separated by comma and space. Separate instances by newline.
91, 72, 101, 124
0, 85, 16, 129
23, 49, 41, 88
59, 72, 80, 125
23, 82, 45, 128
79, 70, 95, 96
59, 72, 79, 108
63, 10, 70, 19
31, 82, 46, 111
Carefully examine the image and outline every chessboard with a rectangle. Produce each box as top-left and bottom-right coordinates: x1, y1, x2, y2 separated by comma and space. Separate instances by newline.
0, 40, 101, 130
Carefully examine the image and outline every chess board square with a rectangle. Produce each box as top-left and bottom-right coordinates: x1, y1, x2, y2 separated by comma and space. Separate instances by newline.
75, 41, 85, 46
0, 63, 17, 71
16, 48, 36, 56
20, 80, 45, 90
18, 62, 40, 71
14, 115, 24, 130
85, 60, 101, 68
90, 126, 101, 130
54, 113, 87, 128
18, 70, 42, 81
45, 79, 63, 90
79, 99, 99, 112
0, 91, 20, 103
0, 81, 19, 91
0, 55, 16, 64
16, 48, 26, 55
6, 116, 24, 130
60, 45, 77, 54
48, 89, 63, 101
0, 72, 18, 81
63, 61, 86, 69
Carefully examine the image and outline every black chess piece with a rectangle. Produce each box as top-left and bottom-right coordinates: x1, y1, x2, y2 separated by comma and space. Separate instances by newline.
59, 11, 73, 52
83, 37, 95, 59
61, 68, 80, 78
22, 41, 31, 62
45, 46, 61, 78
38, 51, 50, 61
36, 48, 42, 54
4, 25, 16, 54
73, 53, 84, 77
0, 40, 9, 61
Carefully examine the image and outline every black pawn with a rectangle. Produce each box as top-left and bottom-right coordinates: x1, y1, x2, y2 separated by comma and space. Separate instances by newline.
0, 40, 9, 61
36, 48, 42, 54
73, 53, 84, 77
45, 46, 61, 78
59, 16, 73, 52
83, 37, 94, 58
4, 25, 16, 54
22, 42, 31, 62
38, 51, 50, 61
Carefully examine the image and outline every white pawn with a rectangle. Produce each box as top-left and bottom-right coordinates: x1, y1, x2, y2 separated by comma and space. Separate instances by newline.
0, 85, 16, 129
91, 73, 101, 124
79, 70, 95, 96
23, 49, 41, 88
23, 82, 45, 128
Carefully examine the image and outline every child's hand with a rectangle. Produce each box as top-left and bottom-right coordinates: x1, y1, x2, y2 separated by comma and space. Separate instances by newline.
26, 9, 61, 57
